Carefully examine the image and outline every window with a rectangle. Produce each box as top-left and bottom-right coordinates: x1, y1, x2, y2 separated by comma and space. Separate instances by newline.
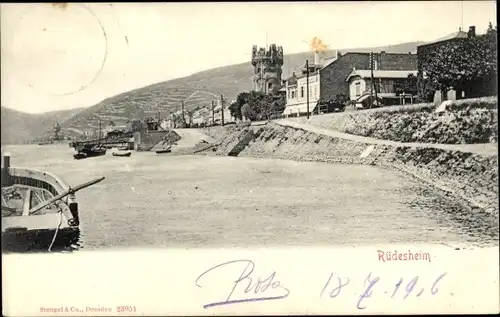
301, 86, 304, 98
268, 82, 272, 90
355, 82, 361, 97
292, 91, 295, 99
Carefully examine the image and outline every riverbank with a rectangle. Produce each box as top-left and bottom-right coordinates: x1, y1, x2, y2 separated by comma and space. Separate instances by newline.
289, 96, 498, 144
199, 121, 499, 235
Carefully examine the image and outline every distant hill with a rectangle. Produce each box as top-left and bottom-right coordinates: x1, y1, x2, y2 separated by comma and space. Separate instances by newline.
3, 41, 424, 143
1, 106, 84, 145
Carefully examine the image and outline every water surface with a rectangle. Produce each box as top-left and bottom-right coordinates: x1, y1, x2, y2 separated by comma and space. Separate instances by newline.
2, 144, 497, 250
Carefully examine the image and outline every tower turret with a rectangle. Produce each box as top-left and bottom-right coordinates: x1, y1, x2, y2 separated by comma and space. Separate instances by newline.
53, 122, 61, 140
251, 44, 284, 94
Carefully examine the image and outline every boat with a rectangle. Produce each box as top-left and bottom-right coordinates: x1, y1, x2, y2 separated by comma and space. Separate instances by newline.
117, 146, 130, 151
73, 145, 107, 160
112, 152, 131, 157
156, 146, 172, 154
2, 153, 105, 253
73, 153, 87, 160
38, 140, 54, 146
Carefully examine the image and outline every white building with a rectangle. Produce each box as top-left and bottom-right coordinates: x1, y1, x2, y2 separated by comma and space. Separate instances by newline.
283, 51, 339, 117
346, 69, 417, 107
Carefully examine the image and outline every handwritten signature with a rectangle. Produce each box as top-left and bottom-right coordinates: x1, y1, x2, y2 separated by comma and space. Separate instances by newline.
195, 259, 290, 309
321, 271, 448, 309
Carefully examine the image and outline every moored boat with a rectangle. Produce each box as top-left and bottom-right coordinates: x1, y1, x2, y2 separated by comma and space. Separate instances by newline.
2, 153, 105, 253
156, 146, 172, 154
112, 151, 131, 157
73, 145, 107, 160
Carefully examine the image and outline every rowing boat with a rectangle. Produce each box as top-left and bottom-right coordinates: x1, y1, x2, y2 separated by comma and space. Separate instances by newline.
112, 152, 131, 157
2, 153, 105, 253
156, 145, 172, 154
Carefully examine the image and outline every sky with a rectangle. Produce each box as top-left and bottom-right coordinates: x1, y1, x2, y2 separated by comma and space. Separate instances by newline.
1, 1, 497, 114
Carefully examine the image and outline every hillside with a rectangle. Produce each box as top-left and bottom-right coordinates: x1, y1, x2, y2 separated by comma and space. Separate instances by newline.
0, 106, 84, 145
57, 41, 423, 135
3, 41, 423, 142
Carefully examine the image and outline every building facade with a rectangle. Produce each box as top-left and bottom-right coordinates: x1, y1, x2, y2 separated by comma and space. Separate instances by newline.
283, 51, 417, 116
346, 69, 418, 106
251, 44, 284, 95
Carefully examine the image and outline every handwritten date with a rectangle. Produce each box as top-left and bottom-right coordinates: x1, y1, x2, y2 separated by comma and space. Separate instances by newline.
321, 271, 447, 309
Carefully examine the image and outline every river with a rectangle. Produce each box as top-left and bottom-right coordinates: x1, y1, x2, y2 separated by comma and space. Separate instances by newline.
2, 144, 497, 250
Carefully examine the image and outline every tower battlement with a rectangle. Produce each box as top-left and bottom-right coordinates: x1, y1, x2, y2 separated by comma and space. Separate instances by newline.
251, 44, 284, 66
251, 44, 284, 94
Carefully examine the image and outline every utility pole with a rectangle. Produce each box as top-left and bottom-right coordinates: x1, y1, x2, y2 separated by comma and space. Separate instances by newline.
220, 94, 225, 126
306, 59, 310, 119
98, 118, 101, 140
373, 53, 379, 107
211, 100, 215, 126
370, 52, 374, 108
181, 100, 185, 125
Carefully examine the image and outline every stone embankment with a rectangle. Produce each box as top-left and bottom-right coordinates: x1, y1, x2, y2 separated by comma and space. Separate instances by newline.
150, 130, 181, 152
291, 96, 498, 144
199, 119, 499, 228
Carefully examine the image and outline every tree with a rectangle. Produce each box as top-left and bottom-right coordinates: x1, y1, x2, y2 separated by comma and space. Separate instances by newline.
229, 92, 251, 120
241, 103, 255, 121
418, 23, 497, 99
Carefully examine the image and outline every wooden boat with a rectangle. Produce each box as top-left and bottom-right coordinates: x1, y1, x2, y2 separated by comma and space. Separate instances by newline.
2, 153, 105, 253
73, 146, 107, 160
112, 152, 131, 157
73, 153, 87, 160
117, 146, 130, 151
156, 147, 171, 154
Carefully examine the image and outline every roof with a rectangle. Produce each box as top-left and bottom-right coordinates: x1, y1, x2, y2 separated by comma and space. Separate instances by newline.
346, 70, 417, 81
320, 57, 338, 69
418, 30, 469, 47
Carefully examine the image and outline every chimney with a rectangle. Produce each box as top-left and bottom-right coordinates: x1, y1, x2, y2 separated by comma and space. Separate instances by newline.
314, 51, 320, 65
468, 25, 476, 37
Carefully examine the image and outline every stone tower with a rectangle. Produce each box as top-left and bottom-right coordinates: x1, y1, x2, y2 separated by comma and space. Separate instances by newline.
53, 122, 61, 140
251, 44, 284, 94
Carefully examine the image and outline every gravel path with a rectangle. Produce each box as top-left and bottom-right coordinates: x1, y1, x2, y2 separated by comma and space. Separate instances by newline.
275, 119, 498, 157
